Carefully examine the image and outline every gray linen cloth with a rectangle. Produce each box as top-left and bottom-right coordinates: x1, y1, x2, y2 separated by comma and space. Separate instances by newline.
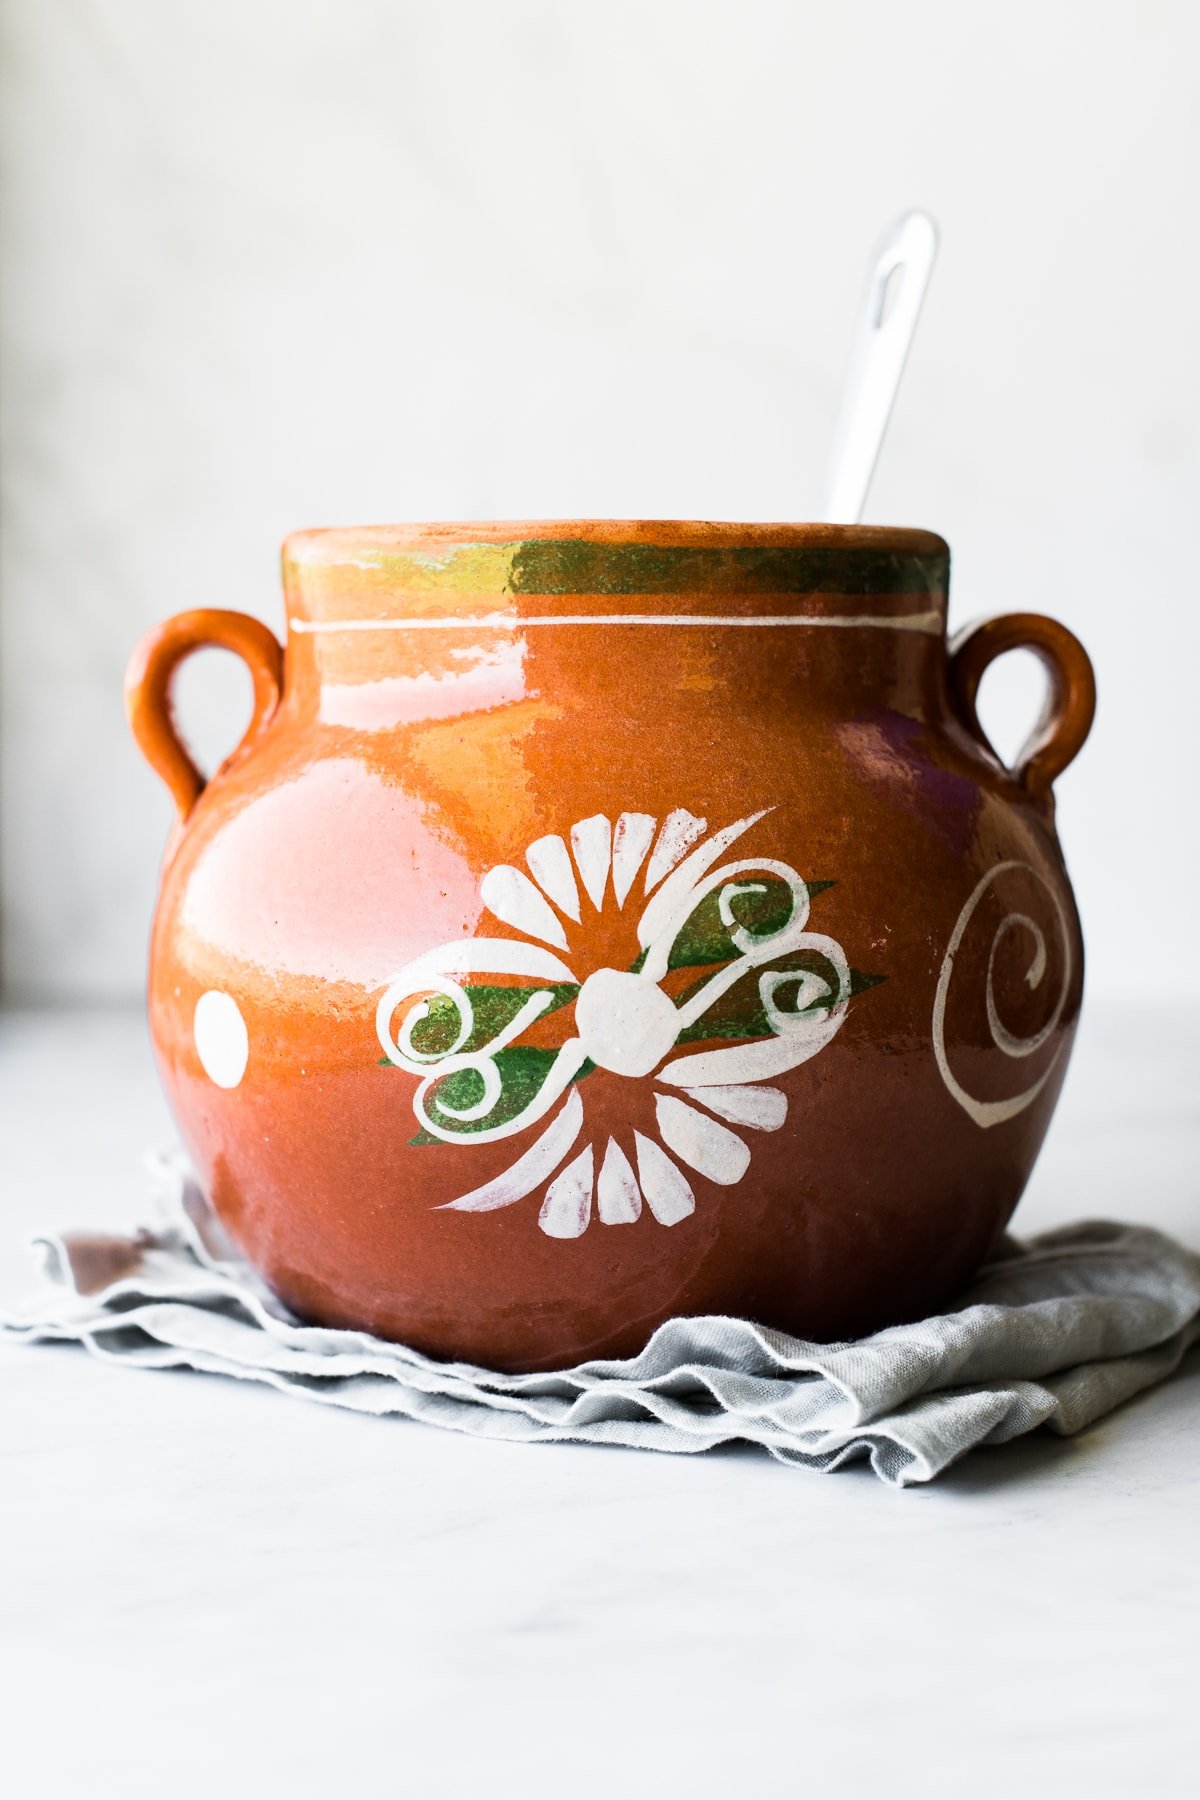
4, 1155, 1198, 1486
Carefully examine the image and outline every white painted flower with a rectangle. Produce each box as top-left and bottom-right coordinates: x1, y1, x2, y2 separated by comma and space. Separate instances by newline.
376, 808, 853, 1238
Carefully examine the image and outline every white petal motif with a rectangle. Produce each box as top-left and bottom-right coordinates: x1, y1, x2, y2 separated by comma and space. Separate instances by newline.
643, 808, 708, 892
380, 938, 576, 994
654, 1094, 750, 1186
679, 1083, 788, 1131
391, 804, 856, 1239
633, 1132, 696, 1226
440, 1089, 585, 1212
539, 1144, 595, 1238
570, 815, 612, 910
611, 812, 657, 908
525, 834, 581, 922
480, 864, 570, 950
596, 1139, 642, 1224
658, 1016, 843, 1088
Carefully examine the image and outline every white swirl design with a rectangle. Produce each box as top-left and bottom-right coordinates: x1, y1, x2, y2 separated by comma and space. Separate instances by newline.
375, 807, 861, 1235
932, 860, 1072, 1129
376, 944, 587, 1146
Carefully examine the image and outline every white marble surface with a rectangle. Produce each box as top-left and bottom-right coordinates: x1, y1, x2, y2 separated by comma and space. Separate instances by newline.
1, 1002, 1198, 1799
3, 0, 1200, 1007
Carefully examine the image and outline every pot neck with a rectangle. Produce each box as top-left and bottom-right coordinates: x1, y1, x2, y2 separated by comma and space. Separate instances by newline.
279, 523, 951, 726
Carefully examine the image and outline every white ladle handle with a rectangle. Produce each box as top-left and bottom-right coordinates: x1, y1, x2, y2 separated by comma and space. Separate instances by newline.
821, 209, 939, 525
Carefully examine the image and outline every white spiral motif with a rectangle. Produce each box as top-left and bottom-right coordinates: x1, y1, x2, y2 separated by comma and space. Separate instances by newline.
376, 949, 587, 1146
932, 859, 1073, 1129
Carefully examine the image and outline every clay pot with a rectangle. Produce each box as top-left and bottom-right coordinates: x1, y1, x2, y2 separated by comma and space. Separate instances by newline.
126, 522, 1095, 1371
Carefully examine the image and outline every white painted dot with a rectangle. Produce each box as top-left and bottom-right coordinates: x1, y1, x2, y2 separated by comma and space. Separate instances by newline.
194, 990, 250, 1090
575, 967, 680, 1077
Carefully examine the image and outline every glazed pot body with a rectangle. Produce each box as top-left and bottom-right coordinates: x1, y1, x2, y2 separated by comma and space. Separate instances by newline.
127, 523, 1095, 1371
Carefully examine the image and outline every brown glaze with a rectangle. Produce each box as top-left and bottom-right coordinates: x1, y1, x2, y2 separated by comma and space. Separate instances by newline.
126, 521, 1095, 1371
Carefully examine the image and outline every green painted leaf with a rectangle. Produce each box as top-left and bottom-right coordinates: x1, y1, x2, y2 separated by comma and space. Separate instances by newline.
408, 1048, 595, 1145
666, 875, 810, 970
380, 981, 578, 1064
849, 968, 887, 995
675, 951, 886, 1045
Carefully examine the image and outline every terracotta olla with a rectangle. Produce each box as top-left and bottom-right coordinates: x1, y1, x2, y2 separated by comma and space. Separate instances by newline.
126, 521, 1095, 1371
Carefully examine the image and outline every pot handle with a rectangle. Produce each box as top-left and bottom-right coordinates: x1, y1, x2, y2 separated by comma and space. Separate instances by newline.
948, 612, 1095, 804
125, 609, 284, 822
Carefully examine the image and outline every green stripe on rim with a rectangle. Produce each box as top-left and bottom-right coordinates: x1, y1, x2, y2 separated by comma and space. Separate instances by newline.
505, 540, 946, 598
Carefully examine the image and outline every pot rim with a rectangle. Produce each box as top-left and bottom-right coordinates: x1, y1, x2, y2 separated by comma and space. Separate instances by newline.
284, 519, 949, 564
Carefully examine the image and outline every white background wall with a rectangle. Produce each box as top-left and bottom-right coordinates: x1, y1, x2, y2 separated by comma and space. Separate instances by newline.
1, 0, 1197, 1005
